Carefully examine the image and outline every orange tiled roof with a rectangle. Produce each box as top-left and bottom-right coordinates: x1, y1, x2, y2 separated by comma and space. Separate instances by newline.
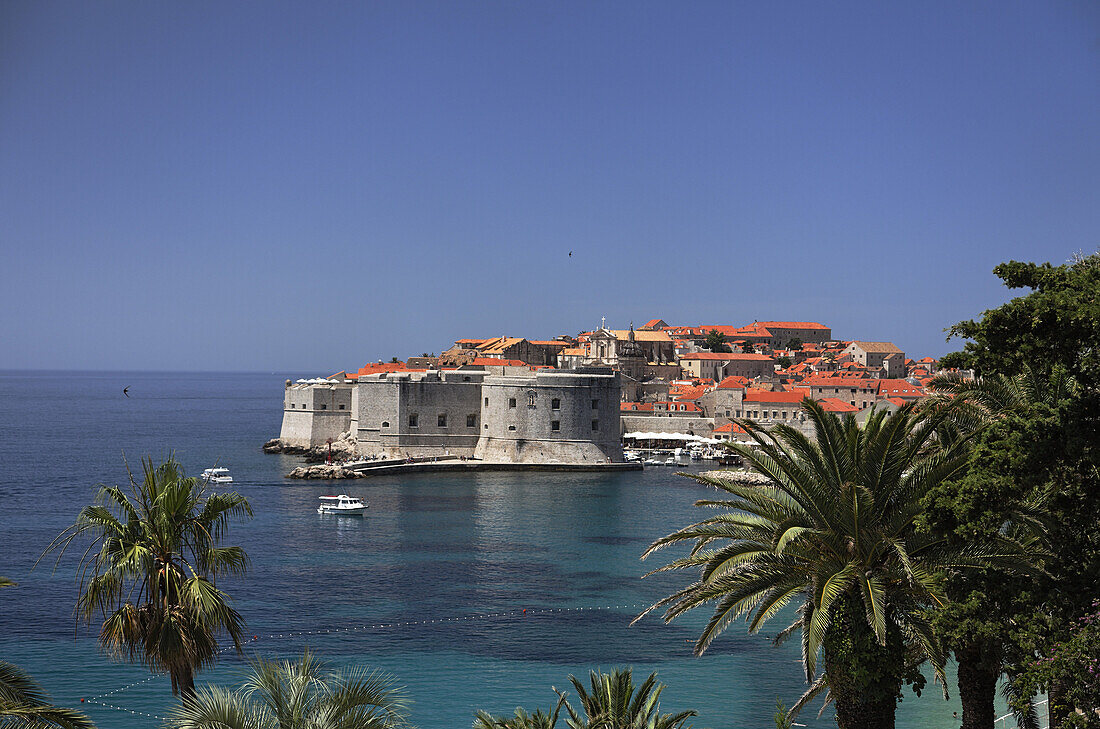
818, 398, 859, 413
717, 376, 751, 389
714, 422, 748, 434
679, 353, 774, 361
469, 358, 529, 368
874, 379, 927, 397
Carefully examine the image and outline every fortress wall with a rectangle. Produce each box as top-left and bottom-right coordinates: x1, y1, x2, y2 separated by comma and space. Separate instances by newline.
620, 414, 714, 437
473, 369, 622, 463
356, 371, 485, 458
279, 382, 353, 448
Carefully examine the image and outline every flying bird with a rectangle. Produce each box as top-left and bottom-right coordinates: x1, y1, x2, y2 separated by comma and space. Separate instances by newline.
123, 386, 130, 397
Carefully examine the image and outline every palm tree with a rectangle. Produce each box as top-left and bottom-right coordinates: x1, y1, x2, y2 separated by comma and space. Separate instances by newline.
39, 457, 253, 697
1, 579, 96, 729
557, 668, 696, 729
0, 661, 96, 729
638, 401, 1035, 729
165, 648, 411, 729
473, 699, 564, 729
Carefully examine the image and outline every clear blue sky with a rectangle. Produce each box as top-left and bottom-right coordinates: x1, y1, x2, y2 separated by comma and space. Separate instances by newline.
2, 2, 1097, 372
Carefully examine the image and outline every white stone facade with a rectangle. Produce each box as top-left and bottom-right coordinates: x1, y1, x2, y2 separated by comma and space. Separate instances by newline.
277, 367, 625, 463
279, 381, 354, 448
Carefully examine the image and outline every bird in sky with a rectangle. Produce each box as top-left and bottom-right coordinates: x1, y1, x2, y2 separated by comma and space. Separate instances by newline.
568, 251, 572, 257
123, 386, 130, 397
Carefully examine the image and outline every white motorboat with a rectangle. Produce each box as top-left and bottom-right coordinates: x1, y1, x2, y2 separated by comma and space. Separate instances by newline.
663, 456, 678, 465
623, 450, 641, 462
317, 495, 367, 516
201, 467, 233, 484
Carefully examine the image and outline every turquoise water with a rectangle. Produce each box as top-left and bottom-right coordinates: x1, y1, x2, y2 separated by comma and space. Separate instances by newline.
0, 371, 976, 728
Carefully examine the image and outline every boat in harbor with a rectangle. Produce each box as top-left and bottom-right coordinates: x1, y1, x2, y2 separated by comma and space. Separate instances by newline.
317, 494, 367, 516
201, 467, 233, 484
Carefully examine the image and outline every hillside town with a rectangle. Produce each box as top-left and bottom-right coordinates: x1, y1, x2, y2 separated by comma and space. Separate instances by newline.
276, 318, 957, 465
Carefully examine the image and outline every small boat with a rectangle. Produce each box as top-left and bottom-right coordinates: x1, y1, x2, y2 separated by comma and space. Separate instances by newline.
201, 467, 233, 484
317, 495, 367, 516
623, 450, 641, 462
644, 458, 662, 466
663, 456, 678, 465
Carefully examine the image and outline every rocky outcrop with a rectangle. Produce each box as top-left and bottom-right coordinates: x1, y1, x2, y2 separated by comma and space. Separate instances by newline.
700, 469, 770, 486
263, 431, 359, 462
287, 464, 364, 480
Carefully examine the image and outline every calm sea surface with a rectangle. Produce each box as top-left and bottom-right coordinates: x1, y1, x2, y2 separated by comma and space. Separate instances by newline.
0, 371, 980, 728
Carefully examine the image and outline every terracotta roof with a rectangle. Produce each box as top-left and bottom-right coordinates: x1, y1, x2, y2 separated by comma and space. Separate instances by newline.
455, 338, 489, 345
744, 391, 807, 404
800, 374, 877, 389
560, 347, 586, 356
670, 384, 711, 401
609, 329, 672, 342
714, 422, 748, 434
643, 319, 665, 328
528, 341, 569, 347
469, 358, 529, 368
479, 337, 527, 354
874, 379, 926, 397
679, 353, 774, 361
717, 375, 751, 389
818, 398, 859, 413
354, 363, 428, 377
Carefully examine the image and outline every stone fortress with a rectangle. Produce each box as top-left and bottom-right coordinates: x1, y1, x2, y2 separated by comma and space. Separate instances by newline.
279, 366, 623, 464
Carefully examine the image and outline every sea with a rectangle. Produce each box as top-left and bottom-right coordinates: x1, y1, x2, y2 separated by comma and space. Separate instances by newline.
0, 370, 991, 729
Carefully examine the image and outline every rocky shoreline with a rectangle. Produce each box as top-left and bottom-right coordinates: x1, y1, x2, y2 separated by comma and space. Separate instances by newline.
699, 469, 770, 485
286, 463, 365, 479
262, 431, 358, 463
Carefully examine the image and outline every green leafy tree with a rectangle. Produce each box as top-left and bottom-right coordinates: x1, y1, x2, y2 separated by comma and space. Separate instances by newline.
777, 356, 792, 369
787, 338, 803, 351
740, 342, 755, 354
940, 252, 1100, 387
936, 252, 1100, 729
40, 457, 253, 697
166, 649, 411, 729
704, 330, 731, 353
639, 401, 1036, 729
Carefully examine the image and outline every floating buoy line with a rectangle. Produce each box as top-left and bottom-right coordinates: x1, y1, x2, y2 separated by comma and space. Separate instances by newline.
81, 602, 653, 722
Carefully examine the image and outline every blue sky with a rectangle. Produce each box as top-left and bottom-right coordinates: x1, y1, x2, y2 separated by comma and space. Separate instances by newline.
1, 2, 1097, 372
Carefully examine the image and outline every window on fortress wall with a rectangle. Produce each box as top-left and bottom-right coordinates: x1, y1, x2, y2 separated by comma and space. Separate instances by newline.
509, 398, 517, 408
438, 414, 447, 428
409, 414, 418, 428
551, 421, 560, 431
467, 414, 476, 427
320, 404, 327, 410
592, 399, 599, 409
508, 425, 517, 431
484, 397, 489, 406
551, 398, 560, 410
339, 404, 344, 410
591, 420, 598, 431
782, 411, 787, 419
382, 421, 389, 428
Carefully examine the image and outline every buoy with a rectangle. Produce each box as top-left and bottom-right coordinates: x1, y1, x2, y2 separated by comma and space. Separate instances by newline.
523, 609, 526, 614
80, 699, 84, 703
